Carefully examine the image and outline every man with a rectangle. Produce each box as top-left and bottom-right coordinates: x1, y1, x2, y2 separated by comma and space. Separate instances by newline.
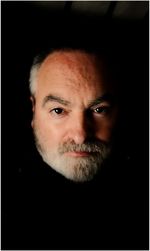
29, 47, 118, 182
3, 1, 148, 248
3, 47, 147, 250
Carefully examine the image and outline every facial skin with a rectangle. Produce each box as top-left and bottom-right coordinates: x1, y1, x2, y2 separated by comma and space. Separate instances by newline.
31, 50, 118, 182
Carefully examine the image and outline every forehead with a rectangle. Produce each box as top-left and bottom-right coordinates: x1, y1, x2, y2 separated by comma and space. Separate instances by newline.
36, 50, 113, 97
40, 50, 102, 71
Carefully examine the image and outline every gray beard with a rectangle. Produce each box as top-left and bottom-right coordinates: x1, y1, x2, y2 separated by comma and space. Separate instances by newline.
33, 129, 112, 182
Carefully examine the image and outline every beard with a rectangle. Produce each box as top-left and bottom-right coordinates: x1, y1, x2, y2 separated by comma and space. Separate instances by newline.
33, 128, 112, 182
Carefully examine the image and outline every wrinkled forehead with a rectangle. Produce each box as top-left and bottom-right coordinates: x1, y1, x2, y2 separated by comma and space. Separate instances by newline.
46, 50, 100, 65
36, 50, 115, 93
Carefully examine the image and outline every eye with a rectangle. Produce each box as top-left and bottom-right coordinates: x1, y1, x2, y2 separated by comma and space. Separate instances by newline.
53, 108, 64, 114
93, 106, 110, 114
50, 108, 65, 116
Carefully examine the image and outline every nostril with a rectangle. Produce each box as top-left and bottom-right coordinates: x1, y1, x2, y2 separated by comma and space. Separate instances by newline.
72, 132, 87, 145
66, 111, 96, 144
71, 123, 95, 145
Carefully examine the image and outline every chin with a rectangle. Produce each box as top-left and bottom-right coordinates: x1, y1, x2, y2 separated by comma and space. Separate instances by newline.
34, 132, 111, 182
42, 154, 105, 183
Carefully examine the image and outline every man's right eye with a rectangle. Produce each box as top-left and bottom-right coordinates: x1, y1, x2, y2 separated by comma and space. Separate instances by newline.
49, 107, 65, 117
51, 108, 64, 115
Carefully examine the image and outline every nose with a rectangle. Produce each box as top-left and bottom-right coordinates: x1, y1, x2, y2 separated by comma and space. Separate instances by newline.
67, 112, 93, 145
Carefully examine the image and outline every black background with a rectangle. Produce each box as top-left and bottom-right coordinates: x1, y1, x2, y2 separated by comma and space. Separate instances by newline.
2, 2, 149, 250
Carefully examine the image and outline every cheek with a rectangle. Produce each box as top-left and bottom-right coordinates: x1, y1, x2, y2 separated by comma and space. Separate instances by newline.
95, 117, 117, 142
34, 111, 65, 147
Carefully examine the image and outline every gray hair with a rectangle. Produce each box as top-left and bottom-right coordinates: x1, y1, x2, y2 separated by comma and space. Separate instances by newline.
29, 53, 48, 96
29, 49, 58, 95
29, 47, 114, 96
29, 48, 75, 96
29, 63, 40, 96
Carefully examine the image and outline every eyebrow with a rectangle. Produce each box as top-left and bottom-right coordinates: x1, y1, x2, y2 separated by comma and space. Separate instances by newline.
42, 94, 71, 107
42, 93, 115, 108
88, 94, 115, 108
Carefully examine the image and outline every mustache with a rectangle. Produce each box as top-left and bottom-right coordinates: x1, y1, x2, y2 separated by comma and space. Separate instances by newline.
58, 140, 111, 154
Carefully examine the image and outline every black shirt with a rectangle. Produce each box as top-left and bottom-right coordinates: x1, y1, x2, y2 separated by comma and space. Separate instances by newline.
2, 142, 148, 250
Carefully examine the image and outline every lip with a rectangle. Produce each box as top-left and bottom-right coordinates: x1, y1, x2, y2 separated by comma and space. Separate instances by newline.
65, 151, 92, 157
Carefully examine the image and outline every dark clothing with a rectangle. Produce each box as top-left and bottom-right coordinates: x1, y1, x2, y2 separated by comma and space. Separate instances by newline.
2, 144, 148, 250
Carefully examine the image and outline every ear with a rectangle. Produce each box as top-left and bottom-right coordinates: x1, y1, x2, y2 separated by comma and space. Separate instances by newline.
30, 96, 35, 112
30, 96, 35, 128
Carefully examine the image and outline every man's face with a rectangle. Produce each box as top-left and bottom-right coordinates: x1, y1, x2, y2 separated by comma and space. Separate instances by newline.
31, 50, 118, 182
